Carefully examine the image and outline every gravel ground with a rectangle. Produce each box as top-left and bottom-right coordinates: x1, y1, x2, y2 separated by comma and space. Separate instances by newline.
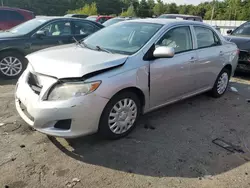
1, 74, 250, 188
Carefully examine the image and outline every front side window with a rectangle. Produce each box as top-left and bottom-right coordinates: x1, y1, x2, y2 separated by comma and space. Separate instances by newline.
156, 26, 193, 54
194, 26, 221, 49
84, 22, 162, 55
232, 22, 250, 36
73, 21, 97, 35
39, 21, 72, 36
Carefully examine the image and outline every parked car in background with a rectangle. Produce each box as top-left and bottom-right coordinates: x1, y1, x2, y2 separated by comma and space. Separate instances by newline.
0, 7, 34, 30
64, 14, 88, 19
225, 21, 250, 72
158, 14, 203, 22
103, 17, 138, 27
86, 15, 113, 24
15, 19, 238, 140
0, 16, 103, 79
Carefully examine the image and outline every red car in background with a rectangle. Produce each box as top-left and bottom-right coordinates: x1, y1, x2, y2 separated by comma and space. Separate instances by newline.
86, 15, 113, 24
0, 7, 34, 30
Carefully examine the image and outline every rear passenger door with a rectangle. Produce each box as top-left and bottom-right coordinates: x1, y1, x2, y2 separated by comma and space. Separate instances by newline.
72, 21, 99, 41
190, 26, 226, 91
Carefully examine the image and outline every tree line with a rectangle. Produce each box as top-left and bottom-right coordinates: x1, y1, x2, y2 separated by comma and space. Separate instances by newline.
4, 0, 250, 20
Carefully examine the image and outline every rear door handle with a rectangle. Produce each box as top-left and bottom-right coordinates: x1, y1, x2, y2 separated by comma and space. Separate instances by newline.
219, 51, 224, 56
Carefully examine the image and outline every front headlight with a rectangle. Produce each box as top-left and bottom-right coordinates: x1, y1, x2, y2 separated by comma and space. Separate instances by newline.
47, 81, 101, 101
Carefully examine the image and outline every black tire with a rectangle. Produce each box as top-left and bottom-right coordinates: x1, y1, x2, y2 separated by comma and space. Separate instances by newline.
98, 92, 141, 139
210, 68, 230, 98
0, 51, 27, 79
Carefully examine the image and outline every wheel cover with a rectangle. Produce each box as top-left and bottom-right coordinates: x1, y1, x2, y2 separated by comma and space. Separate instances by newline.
0, 56, 22, 77
217, 72, 229, 95
108, 98, 137, 134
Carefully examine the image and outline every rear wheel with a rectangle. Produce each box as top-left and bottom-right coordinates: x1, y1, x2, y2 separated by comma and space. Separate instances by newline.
210, 68, 230, 98
99, 92, 141, 139
0, 52, 27, 79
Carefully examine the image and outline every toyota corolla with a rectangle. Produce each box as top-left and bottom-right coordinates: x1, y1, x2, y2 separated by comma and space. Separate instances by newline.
15, 19, 238, 139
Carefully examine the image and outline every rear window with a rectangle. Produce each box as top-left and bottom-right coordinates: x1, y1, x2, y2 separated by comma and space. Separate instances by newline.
0, 10, 25, 21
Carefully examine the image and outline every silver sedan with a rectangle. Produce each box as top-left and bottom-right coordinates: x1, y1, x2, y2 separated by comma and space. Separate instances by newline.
15, 19, 239, 139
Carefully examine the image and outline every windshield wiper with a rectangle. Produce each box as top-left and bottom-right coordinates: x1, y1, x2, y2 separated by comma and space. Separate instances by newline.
96, 45, 112, 54
73, 37, 85, 48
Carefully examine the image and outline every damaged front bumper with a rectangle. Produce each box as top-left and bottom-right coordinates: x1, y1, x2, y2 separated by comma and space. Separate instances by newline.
15, 69, 109, 138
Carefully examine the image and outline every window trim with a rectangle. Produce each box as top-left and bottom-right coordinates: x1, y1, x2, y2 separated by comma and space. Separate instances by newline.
72, 21, 98, 35
32, 20, 73, 38
155, 25, 194, 55
192, 25, 222, 50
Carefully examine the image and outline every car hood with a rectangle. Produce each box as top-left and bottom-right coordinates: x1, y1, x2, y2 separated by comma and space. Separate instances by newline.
224, 35, 250, 50
27, 44, 129, 79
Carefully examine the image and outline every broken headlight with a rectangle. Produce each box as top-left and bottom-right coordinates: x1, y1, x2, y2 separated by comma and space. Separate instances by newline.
47, 81, 101, 101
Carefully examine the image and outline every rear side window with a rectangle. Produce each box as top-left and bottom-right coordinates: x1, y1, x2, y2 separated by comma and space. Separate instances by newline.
194, 26, 221, 49
0, 10, 25, 21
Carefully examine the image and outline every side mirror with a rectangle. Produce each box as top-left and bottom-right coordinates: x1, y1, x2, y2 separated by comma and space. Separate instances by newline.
227, 30, 233, 35
36, 30, 46, 38
153, 46, 175, 58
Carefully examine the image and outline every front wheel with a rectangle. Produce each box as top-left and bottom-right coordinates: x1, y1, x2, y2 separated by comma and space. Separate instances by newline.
210, 68, 230, 98
99, 92, 141, 139
0, 52, 27, 79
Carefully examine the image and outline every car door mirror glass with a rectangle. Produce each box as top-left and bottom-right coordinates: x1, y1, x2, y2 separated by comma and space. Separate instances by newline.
36, 30, 46, 38
153, 46, 175, 58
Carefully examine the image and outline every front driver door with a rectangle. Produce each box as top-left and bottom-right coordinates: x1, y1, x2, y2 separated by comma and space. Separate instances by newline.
29, 20, 73, 53
150, 26, 197, 108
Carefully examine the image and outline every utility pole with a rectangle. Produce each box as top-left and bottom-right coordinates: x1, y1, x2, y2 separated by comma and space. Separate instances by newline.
210, 0, 216, 22
1, 0, 3, 6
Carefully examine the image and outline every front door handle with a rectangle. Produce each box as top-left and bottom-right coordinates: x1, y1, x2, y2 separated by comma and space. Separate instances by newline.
219, 51, 224, 56
188, 57, 197, 63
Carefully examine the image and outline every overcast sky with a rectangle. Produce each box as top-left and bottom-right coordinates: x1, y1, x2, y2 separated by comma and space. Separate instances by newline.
163, 0, 213, 5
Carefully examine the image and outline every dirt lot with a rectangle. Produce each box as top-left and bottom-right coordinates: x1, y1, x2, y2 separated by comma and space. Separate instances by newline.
1, 73, 250, 188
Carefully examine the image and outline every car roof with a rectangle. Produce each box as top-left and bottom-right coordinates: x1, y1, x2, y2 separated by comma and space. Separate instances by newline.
34, 16, 104, 27
126, 18, 206, 26
35, 16, 90, 21
0, 6, 33, 13
160, 14, 201, 18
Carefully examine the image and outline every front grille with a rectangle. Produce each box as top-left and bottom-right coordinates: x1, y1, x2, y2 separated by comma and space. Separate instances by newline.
28, 72, 42, 95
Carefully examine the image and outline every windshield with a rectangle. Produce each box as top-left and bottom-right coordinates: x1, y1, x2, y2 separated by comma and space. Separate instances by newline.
86, 16, 97, 21
8, 18, 47, 35
232, 22, 250, 36
103, 18, 124, 27
84, 22, 162, 55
